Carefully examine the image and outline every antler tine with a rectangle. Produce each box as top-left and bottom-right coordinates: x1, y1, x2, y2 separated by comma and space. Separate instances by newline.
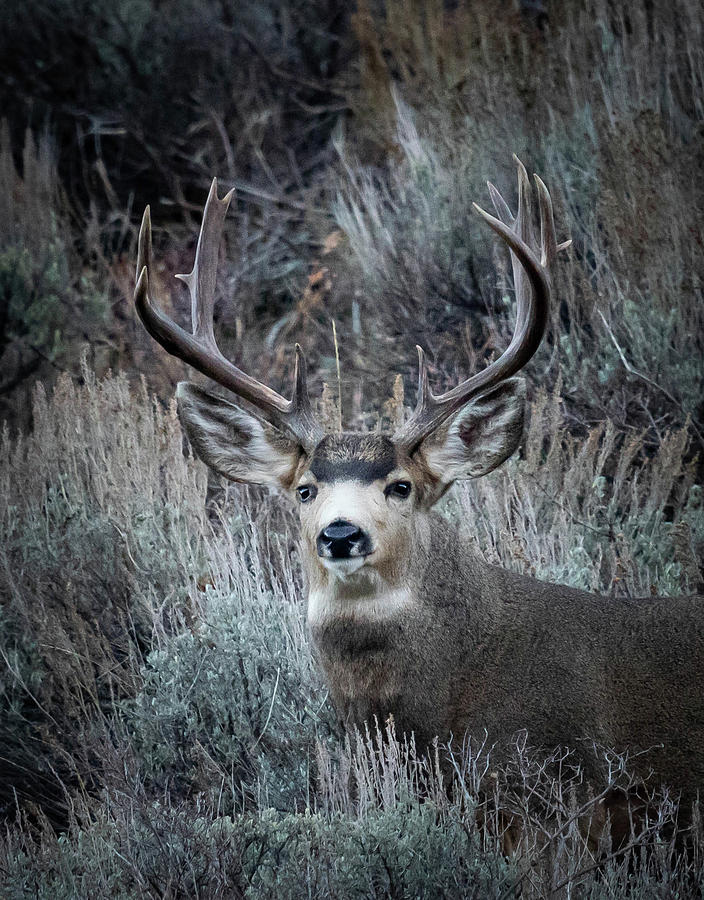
134, 179, 323, 452
175, 177, 230, 349
534, 173, 573, 266
394, 157, 570, 456
486, 181, 513, 225
508, 155, 534, 334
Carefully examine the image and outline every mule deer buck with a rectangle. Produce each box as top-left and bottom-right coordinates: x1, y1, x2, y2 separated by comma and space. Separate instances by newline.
134, 158, 704, 823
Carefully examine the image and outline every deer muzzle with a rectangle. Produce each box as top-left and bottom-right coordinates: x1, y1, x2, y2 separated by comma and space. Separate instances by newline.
317, 519, 372, 561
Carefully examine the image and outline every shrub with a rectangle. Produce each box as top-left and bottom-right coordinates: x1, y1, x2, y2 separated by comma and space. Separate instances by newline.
451, 383, 703, 597
128, 519, 337, 812
0, 0, 348, 209
0, 125, 109, 426
0, 365, 205, 821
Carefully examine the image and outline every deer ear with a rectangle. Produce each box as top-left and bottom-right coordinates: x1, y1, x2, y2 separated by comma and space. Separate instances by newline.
417, 378, 525, 484
176, 382, 303, 487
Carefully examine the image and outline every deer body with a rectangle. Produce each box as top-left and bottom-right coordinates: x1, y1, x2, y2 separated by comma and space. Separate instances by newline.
133, 158, 704, 809
303, 445, 704, 803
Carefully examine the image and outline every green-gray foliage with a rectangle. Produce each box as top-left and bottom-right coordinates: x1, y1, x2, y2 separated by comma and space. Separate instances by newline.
1, 244, 67, 360
0, 802, 514, 899
1, 0, 704, 895
0, 126, 108, 407
449, 387, 703, 597
129, 551, 336, 811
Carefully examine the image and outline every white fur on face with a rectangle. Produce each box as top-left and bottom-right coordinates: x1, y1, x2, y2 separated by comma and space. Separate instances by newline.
310, 480, 385, 542
298, 473, 418, 632
299, 479, 383, 582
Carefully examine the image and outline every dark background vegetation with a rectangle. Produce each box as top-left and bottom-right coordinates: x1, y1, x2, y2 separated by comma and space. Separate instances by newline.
1, 0, 703, 896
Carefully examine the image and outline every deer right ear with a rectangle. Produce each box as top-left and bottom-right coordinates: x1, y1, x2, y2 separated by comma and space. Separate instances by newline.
176, 382, 303, 487
416, 377, 526, 485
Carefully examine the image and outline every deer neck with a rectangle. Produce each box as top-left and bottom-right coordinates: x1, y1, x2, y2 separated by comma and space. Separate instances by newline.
304, 545, 416, 735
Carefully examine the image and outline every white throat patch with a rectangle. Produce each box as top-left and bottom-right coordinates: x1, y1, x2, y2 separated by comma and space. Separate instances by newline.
307, 584, 414, 629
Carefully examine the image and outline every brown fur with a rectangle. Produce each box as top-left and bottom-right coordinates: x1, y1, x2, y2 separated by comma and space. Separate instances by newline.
310, 508, 704, 810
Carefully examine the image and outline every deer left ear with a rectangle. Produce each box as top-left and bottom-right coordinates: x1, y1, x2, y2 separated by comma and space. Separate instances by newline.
176, 382, 303, 487
417, 378, 525, 484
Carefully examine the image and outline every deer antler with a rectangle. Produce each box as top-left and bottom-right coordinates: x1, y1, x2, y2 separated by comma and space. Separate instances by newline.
134, 179, 323, 452
394, 156, 571, 455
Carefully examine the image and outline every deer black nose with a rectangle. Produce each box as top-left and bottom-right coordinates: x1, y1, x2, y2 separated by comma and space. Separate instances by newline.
317, 520, 371, 559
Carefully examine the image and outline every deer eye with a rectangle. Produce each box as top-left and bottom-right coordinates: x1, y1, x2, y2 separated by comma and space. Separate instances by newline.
385, 480, 412, 500
296, 484, 318, 503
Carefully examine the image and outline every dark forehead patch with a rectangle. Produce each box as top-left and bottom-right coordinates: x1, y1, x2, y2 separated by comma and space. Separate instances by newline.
309, 433, 397, 483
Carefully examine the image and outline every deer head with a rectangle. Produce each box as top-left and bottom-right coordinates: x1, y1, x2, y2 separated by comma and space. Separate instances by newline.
134, 157, 570, 597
